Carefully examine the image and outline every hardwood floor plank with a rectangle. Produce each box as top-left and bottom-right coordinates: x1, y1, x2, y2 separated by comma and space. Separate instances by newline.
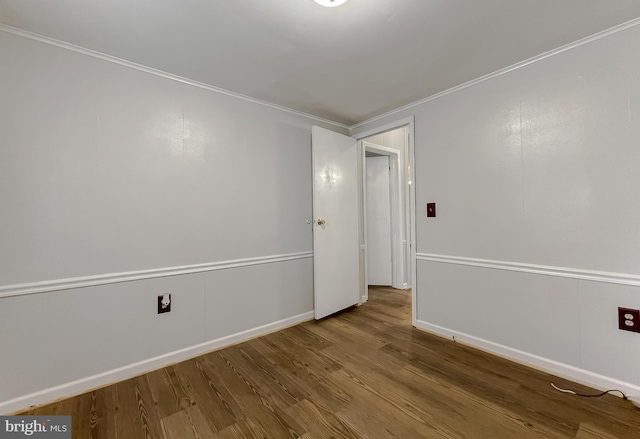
334, 308, 396, 333
284, 399, 364, 439
85, 387, 117, 439
160, 407, 216, 439
171, 359, 238, 432
397, 365, 565, 439
248, 337, 353, 412
213, 416, 271, 439
205, 351, 306, 438
306, 316, 388, 350
321, 343, 562, 438
335, 388, 446, 439
253, 331, 344, 375
112, 376, 164, 439
574, 423, 625, 439
195, 355, 247, 419
220, 345, 303, 408
279, 324, 334, 352
144, 367, 190, 419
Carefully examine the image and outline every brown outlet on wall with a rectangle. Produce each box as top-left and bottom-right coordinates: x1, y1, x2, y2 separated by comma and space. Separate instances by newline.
618, 307, 640, 333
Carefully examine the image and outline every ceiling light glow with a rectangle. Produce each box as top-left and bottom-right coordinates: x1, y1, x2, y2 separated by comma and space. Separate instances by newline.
314, 0, 349, 7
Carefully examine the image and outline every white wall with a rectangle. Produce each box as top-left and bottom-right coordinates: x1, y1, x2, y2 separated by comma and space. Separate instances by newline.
0, 30, 345, 413
352, 23, 640, 394
366, 156, 392, 285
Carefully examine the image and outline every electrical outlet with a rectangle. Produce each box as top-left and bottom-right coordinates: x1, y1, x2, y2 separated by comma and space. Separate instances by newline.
618, 307, 640, 333
158, 294, 171, 314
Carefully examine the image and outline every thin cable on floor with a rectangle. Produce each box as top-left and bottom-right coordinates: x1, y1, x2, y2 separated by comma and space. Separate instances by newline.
551, 383, 628, 400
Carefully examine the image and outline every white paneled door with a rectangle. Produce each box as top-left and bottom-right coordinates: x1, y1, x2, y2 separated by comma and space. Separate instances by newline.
312, 126, 360, 319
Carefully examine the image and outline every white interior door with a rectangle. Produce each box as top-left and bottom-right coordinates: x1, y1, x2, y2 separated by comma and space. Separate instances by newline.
312, 126, 360, 319
366, 156, 392, 285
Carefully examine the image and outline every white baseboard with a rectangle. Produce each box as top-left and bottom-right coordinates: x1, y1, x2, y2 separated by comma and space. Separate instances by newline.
0, 311, 314, 415
415, 320, 640, 399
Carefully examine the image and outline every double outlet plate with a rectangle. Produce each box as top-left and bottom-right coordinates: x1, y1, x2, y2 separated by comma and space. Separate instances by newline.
618, 307, 640, 333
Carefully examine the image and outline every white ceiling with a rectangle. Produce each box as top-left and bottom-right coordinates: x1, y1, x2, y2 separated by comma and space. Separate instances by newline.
2, 0, 640, 126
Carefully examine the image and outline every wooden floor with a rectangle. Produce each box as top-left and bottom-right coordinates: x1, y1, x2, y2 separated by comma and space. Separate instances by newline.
21, 286, 640, 438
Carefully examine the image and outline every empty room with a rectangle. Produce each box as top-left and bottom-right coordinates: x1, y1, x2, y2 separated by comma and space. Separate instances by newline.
2, 1, 640, 437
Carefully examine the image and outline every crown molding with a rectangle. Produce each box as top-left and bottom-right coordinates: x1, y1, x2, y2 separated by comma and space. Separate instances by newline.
4, 15, 640, 134
349, 16, 640, 131
0, 24, 349, 130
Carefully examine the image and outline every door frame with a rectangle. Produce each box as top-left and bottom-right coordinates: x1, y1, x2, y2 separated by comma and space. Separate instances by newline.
354, 116, 417, 326
362, 142, 403, 292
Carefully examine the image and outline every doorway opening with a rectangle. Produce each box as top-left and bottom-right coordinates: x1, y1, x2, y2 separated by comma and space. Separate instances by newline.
363, 142, 401, 289
355, 117, 416, 326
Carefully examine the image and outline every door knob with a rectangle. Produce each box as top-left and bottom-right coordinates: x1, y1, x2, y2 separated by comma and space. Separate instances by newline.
317, 219, 326, 226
